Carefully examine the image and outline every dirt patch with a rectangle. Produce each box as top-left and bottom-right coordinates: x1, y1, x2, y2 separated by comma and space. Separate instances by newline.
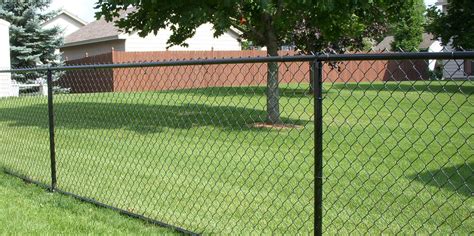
250, 122, 303, 130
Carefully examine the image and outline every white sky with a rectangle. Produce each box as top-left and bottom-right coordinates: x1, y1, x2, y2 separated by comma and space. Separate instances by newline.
424, 0, 438, 8
48, 0, 97, 23
48, 0, 441, 24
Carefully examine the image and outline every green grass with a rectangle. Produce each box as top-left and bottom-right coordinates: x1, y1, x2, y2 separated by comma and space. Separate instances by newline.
0, 171, 176, 234
0, 81, 472, 234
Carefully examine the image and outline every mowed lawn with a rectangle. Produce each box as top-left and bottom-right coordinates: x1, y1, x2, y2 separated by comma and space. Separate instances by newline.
0, 81, 472, 234
0, 171, 176, 234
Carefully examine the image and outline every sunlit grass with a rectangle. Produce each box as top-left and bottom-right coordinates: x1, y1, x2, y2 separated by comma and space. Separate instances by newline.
0, 81, 472, 234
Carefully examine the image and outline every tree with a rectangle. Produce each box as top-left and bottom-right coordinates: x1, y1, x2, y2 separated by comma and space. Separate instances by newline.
96, 0, 300, 124
0, 0, 62, 79
390, 0, 425, 51
287, 1, 396, 93
426, 0, 474, 50
95, 0, 421, 124
290, 2, 383, 54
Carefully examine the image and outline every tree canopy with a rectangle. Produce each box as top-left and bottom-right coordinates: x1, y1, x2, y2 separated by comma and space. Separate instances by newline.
95, 0, 425, 124
426, 0, 474, 50
95, 0, 423, 54
391, 0, 425, 51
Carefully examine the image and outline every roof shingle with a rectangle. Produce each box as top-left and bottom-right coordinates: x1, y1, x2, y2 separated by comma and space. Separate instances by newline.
64, 17, 122, 46
374, 33, 438, 51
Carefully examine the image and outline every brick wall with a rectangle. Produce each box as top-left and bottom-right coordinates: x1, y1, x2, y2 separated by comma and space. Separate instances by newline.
60, 51, 429, 93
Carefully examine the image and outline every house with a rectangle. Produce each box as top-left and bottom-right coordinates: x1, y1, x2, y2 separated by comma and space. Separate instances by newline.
0, 11, 85, 97
432, 0, 472, 78
434, 0, 472, 79
435, 0, 474, 79
0, 19, 15, 97
374, 33, 443, 74
42, 10, 87, 37
435, 0, 448, 13
375, 33, 471, 79
60, 16, 242, 61
374, 33, 442, 52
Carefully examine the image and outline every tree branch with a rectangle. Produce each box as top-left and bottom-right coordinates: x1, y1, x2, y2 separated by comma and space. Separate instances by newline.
228, 18, 265, 43
275, 0, 284, 18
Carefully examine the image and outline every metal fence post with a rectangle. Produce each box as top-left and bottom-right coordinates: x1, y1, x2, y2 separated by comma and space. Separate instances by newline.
313, 59, 323, 236
46, 68, 57, 191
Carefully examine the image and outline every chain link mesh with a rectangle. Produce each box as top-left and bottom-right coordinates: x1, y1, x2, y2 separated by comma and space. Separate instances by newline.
0, 71, 51, 185
322, 57, 472, 234
0, 53, 472, 234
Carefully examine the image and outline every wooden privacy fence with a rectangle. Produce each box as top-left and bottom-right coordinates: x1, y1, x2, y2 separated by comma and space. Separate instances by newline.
59, 51, 429, 93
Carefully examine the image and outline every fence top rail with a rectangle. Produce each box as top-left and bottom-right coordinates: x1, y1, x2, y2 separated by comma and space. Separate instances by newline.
1, 51, 474, 73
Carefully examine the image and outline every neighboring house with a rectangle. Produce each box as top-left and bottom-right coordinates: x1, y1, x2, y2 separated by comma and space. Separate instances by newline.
374, 33, 441, 52
375, 33, 471, 79
375, 33, 443, 71
0, 19, 15, 97
60, 16, 241, 61
42, 10, 87, 64
435, 0, 448, 13
433, 0, 472, 78
42, 10, 87, 37
434, 0, 472, 79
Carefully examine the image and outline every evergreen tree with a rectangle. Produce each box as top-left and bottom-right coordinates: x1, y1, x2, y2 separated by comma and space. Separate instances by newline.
0, 0, 62, 80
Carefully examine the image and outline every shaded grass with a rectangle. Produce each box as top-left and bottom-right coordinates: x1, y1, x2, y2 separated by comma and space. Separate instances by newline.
0, 81, 472, 234
0, 171, 177, 234
407, 162, 473, 197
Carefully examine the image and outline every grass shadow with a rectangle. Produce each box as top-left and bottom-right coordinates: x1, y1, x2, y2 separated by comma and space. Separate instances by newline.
0, 101, 309, 134
172, 86, 323, 98
330, 82, 474, 95
407, 162, 473, 197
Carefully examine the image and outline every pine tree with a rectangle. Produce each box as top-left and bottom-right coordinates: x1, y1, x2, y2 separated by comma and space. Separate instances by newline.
0, 0, 63, 81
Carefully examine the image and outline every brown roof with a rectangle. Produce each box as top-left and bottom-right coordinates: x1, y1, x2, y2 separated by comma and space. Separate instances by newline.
374, 33, 438, 51
64, 17, 122, 46
63, 9, 134, 47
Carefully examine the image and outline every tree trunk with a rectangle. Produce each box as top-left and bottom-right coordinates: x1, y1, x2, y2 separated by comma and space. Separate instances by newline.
264, 15, 281, 124
266, 41, 281, 124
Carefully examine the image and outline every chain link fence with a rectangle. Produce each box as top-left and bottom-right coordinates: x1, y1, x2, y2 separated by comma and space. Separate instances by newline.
0, 52, 472, 234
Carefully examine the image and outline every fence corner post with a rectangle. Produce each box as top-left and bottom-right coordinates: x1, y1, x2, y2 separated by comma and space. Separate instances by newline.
313, 59, 323, 236
46, 68, 57, 191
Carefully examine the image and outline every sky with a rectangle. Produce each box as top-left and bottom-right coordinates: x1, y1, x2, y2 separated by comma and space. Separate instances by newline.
48, 0, 440, 24
48, 0, 97, 23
